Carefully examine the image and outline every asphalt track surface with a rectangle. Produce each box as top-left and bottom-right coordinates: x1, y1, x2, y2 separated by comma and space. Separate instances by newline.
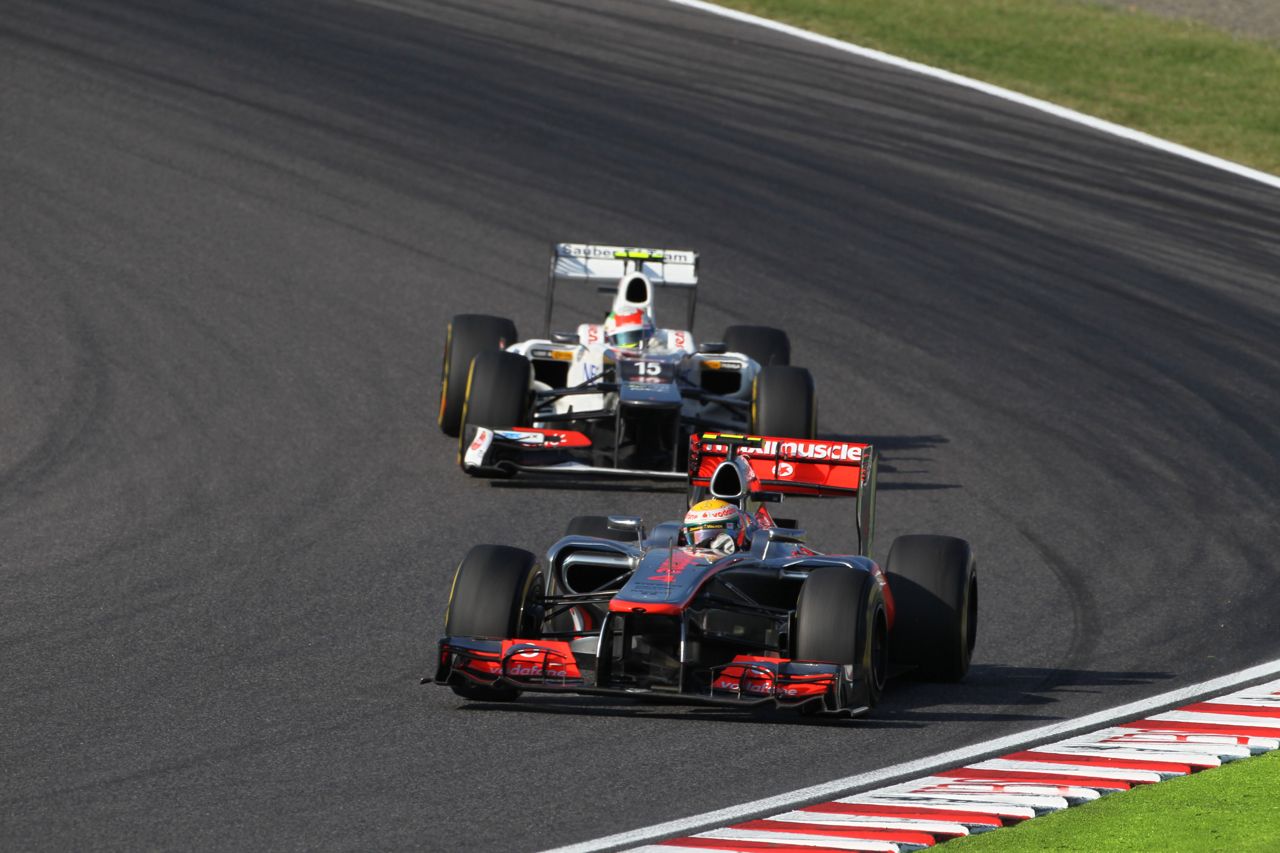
3, 1, 1279, 850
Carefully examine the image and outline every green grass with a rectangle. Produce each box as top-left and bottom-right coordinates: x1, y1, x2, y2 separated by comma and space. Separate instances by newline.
716, 0, 1280, 174
941, 750, 1280, 851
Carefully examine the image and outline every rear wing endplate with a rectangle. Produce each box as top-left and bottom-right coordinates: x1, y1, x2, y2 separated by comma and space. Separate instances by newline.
689, 433, 879, 556
545, 243, 699, 335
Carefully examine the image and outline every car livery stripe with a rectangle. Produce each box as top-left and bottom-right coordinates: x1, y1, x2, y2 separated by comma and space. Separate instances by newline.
587, 675, 1280, 853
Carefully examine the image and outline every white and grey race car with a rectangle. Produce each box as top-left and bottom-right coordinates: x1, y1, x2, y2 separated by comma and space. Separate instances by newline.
437, 243, 817, 479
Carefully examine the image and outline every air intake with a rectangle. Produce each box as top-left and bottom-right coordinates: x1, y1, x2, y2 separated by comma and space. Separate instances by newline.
709, 458, 748, 500
623, 275, 650, 304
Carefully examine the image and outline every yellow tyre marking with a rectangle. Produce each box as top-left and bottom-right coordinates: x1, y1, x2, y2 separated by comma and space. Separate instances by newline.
515, 565, 543, 636
750, 374, 758, 433
437, 322, 453, 426
457, 356, 478, 466
443, 556, 465, 633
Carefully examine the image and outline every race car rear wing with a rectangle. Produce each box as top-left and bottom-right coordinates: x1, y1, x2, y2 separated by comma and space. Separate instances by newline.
688, 433, 879, 556
545, 243, 699, 335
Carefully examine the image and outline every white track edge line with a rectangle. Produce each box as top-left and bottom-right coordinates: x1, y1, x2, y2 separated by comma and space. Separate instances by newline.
541, 658, 1280, 852
665, 0, 1280, 193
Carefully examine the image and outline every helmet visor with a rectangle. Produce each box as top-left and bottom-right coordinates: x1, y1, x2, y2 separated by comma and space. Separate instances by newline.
684, 520, 735, 546
610, 328, 649, 348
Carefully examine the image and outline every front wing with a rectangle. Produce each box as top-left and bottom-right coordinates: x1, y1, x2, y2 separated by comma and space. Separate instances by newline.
434, 636, 873, 715
460, 426, 686, 479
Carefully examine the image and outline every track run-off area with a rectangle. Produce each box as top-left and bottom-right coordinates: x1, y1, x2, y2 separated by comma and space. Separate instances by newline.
3, 1, 1279, 850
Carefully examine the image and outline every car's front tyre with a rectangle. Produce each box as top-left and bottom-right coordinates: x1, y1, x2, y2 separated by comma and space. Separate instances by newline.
724, 324, 791, 367
444, 544, 544, 701
795, 566, 887, 711
457, 349, 532, 471
439, 314, 518, 437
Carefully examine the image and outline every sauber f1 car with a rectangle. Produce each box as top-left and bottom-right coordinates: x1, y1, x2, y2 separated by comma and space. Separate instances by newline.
431, 433, 978, 716
437, 243, 818, 479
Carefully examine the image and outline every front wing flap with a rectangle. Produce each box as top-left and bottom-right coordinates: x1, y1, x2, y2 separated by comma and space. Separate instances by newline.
461, 426, 591, 475
435, 637, 868, 714
460, 425, 685, 480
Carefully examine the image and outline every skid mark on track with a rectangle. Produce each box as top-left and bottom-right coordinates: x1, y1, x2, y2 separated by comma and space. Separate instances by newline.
0, 297, 112, 513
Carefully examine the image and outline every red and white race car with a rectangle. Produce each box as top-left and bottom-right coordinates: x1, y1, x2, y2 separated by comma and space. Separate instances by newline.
432, 433, 978, 716
438, 243, 818, 479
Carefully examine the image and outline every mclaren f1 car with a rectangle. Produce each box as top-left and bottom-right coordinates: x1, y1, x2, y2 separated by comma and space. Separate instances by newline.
431, 433, 978, 716
437, 243, 818, 479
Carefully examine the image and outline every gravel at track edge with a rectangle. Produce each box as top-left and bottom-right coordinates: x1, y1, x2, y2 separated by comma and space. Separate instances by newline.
1094, 0, 1280, 43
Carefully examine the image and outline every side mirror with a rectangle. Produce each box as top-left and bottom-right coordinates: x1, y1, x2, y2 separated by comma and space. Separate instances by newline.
607, 515, 644, 537
551, 332, 577, 344
698, 342, 728, 354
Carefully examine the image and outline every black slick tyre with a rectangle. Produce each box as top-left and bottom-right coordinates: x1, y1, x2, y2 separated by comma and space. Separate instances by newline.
564, 515, 639, 543
751, 366, 816, 438
724, 325, 791, 367
438, 314, 518, 437
457, 350, 532, 469
444, 544, 543, 701
794, 566, 887, 711
886, 534, 977, 681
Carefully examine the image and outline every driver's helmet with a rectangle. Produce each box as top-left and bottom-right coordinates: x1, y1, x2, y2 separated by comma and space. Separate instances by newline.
682, 499, 745, 547
604, 309, 655, 349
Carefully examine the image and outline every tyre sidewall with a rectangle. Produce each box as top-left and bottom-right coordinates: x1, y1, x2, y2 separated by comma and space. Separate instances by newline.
724, 325, 791, 367
457, 350, 532, 466
751, 365, 816, 438
439, 314, 518, 437
886, 534, 976, 681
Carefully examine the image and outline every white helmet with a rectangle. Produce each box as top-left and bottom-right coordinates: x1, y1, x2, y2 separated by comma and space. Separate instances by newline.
604, 309, 655, 349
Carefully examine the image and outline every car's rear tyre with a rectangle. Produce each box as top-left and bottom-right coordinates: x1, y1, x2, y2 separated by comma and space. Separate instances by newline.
795, 566, 887, 710
887, 534, 977, 681
751, 365, 816, 438
564, 515, 640, 543
457, 350, 532, 470
444, 544, 543, 701
724, 325, 790, 367
439, 314, 518, 437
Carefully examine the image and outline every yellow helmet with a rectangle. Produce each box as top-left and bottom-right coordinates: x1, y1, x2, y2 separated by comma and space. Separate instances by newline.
683, 499, 744, 547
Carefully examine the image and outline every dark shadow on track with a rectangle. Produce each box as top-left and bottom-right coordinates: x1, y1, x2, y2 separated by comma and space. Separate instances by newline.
819, 433, 951, 454
452, 696, 923, 728
823, 433, 960, 491
880, 665, 1176, 715
878, 483, 962, 491
435, 665, 1174, 728
960, 663, 1176, 698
